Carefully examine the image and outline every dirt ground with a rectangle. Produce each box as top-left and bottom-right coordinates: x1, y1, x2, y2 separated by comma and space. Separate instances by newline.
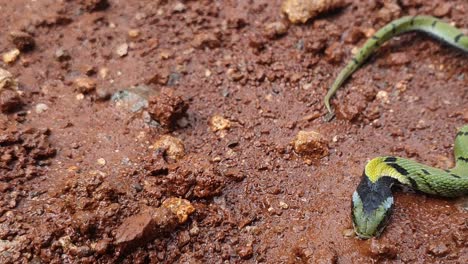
0, 0, 467, 263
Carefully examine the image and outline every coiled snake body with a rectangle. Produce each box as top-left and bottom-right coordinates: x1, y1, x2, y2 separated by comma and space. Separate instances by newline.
322, 15, 468, 238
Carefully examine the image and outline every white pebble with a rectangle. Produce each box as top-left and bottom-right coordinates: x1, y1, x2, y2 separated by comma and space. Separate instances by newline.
35, 103, 49, 114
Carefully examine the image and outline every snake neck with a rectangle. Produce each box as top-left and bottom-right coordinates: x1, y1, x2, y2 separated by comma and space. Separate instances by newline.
364, 157, 412, 185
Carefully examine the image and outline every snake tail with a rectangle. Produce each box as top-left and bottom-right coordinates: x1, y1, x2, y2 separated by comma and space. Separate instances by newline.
324, 15, 468, 118
352, 125, 468, 238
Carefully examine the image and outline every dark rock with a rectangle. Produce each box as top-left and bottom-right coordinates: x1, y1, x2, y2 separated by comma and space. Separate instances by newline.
9, 31, 35, 51
0, 90, 23, 113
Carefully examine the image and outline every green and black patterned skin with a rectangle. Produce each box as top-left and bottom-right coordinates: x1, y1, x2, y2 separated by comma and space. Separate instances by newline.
352, 125, 468, 238
324, 15, 468, 120
319, 15, 468, 238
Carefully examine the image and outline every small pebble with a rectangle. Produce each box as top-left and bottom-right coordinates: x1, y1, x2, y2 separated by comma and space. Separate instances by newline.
279, 201, 289, 209
0, 68, 17, 91
97, 158, 106, 166
152, 135, 185, 161
427, 242, 449, 257
35, 103, 49, 114
264, 21, 288, 39
128, 29, 140, 38
55, 48, 71, 61
93, 239, 110, 255
209, 115, 231, 131
282, 0, 346, 24
226, 68, 244, 81
237, 244, 253, 259
292, 130, 329, 160
370, 239, 397, 258
2, 49, 20, 64
74, 77, 96, 94
376, 90, 389, 103
433, 3, 451, 17
342, 228, 355, 237
162, 197, 195, 224
76, 93, 85, 100
99, 68, 109, 79
116, 43, 129, 57
173, 2, 187, 12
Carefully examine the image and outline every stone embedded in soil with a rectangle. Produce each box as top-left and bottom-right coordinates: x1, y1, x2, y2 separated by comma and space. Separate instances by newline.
335, 92, 368, 121
237, 244, 253, 259
152, 135, 185, 161
9, 31, 35, 51
161, 197, 195, 224
128, 29, 140, 38
281, 0, 346, 24
116, 43, 129, 57
114, 202, 191, 253
192, 32, 221, 49
114, 211, 157, 252
369, 239, 397, 259
93, 239, 110, 255
325, 42, 343, 63
35, 103, 49, 114
147, 88, 188, 129
226, 68, 245, 81
73, 77, 96, 94
55, 48, 71, 61
427, 242, 450, 257
0, 89, 23, 114
433, 2, 451, 17
2, 49, 20, 64
112, 87, 149, 113
209, 115, 231, 132
0, 68, 17, 91
173, 2, 187, 12
292, 130, 329, 161
344, 27, 365, 44
386, 52, 410, 66
377, 1, 401, 22
264, 21, 289, 39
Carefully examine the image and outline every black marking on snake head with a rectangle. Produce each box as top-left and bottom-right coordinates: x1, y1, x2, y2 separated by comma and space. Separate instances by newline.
459, 131, 468, 136
454, 34, 464, 43
352, 58, 359, 64
431, 20, 438, 28
372, 35, 380, 40
356, 173, 395, 215
421, 169, 430, 175
458, 157, 468, 163
387, 163, 409, 176
384, 156, 397, 163
450, 174, 461, 179
444, 169, 451, 173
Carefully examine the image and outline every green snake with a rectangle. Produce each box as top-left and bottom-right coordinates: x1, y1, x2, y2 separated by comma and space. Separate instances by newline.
321, 15, 468, 238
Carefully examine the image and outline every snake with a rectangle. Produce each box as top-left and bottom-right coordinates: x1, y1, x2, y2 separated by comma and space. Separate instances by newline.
320, 15, 468, 238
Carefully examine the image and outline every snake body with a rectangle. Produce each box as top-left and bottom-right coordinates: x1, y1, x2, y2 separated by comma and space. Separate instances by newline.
324, 15, 468, 120
320, 15, 468, 238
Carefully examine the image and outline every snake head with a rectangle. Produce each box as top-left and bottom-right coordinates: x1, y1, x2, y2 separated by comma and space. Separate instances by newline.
351, 174, 395, 239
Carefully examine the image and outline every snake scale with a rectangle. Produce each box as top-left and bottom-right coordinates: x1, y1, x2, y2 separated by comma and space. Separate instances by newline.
322, 15, 468, 238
